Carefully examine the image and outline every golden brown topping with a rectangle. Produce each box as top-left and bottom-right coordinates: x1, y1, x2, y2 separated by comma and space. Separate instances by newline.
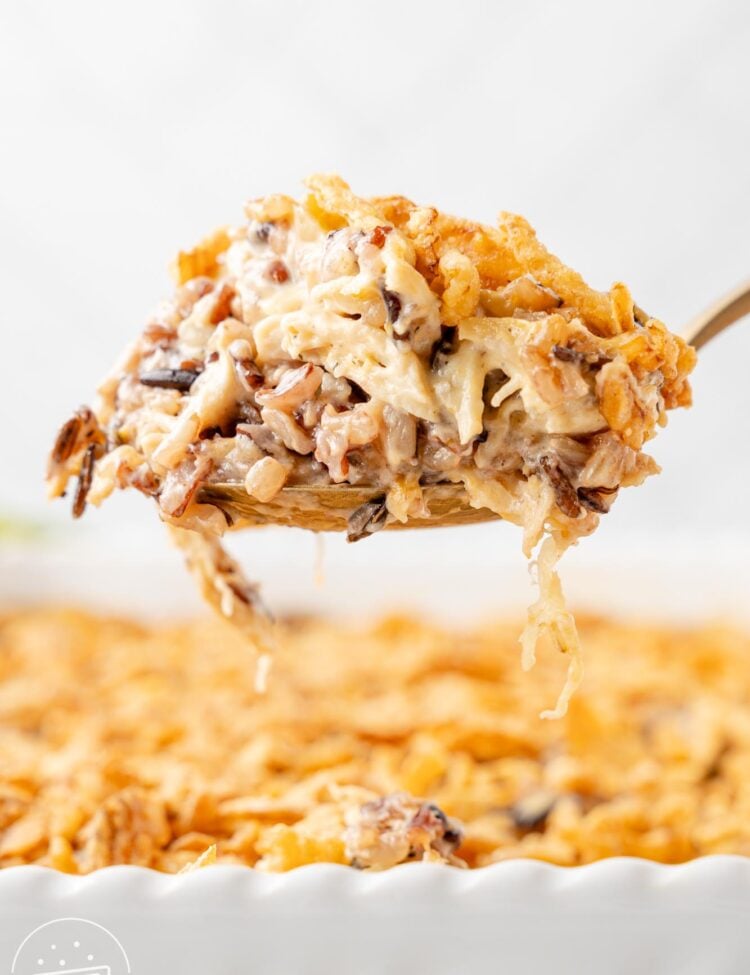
171, 228, 231, 286
78, 788, 170, 872
3, 608, 748, 872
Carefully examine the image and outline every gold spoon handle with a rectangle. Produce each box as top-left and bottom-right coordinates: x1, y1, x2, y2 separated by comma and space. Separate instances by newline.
683, 278, 750, 350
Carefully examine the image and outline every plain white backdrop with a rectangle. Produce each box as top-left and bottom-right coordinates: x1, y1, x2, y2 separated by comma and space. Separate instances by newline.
1, 0, 748, 577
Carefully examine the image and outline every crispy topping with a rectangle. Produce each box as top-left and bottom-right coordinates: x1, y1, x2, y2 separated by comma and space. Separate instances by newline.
480, 277, 562, 317
171, 228, 231, 285
1, 608, 749, 871
78, 787, 170, 871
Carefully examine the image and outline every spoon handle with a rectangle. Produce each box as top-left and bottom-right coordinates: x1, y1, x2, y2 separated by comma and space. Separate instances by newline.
684, 279, 750, 350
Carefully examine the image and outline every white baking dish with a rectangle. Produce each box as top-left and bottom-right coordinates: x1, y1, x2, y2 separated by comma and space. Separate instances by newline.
1, 525, 749, 975
2, 858, 750, 975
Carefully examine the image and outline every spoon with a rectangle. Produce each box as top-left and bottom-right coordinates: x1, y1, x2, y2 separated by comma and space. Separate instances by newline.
682, 277, 750, 350
199, 280, 750, 532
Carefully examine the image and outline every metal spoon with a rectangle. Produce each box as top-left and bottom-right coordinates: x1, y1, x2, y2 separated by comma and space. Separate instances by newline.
199, 280, 750, 532
683, 278, 750, 350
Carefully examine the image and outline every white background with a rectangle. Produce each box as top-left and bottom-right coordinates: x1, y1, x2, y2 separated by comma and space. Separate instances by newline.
1, 0, 748, 579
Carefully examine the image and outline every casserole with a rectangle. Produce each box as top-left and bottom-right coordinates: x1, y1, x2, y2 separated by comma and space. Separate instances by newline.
1, 527, 748, 974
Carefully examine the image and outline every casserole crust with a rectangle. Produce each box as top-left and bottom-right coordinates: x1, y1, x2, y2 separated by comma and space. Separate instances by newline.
0, 608, 747, 872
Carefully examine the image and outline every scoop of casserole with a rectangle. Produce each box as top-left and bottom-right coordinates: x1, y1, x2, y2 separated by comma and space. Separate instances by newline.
47, 175, 695, 715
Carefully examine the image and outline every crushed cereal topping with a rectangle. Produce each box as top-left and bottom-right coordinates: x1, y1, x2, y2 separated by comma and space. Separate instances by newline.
0, 609, 748, 872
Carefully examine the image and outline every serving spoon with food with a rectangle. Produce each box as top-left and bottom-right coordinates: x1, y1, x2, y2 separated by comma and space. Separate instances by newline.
200, 279, 750, 534
45, 176, 721, 716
